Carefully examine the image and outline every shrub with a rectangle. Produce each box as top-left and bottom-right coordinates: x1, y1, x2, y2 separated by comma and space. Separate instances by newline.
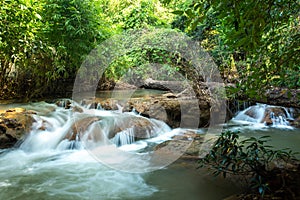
199, 130, 298, 197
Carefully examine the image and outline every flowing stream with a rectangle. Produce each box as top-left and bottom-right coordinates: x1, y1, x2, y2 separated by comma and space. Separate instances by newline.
0, 99, 299, 200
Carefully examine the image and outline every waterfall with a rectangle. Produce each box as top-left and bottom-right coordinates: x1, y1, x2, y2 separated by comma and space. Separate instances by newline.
15, 100, 173, 153
111, 128, 135, 146
233, 104, 266, 123
232, 103, 295, 129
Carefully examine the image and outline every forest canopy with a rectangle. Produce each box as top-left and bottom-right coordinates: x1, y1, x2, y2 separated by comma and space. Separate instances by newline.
0, 0, 299, 100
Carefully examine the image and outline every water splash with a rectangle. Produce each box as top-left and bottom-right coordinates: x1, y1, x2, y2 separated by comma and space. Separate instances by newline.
232, 104, 294, 129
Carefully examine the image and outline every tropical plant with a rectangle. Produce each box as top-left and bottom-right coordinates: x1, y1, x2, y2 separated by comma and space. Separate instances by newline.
41, 0, 110, 79
0, 0, 44, 98
0, 0, 112, 99
167, 0, 300, 98
102, 29, 191, 85
199, 130, 298, 197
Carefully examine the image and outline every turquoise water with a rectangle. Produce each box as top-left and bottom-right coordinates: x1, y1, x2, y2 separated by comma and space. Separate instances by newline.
0, 101, 299, 200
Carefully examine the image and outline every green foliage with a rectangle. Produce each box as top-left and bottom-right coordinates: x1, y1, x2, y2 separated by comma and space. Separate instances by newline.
199, 130, 297, 196
170, 0, 300, 98
103, 29, 188, 84
3, 0, 298, 100
1, 0, 179, 99
100, 0, 174, 30
0, 0, 111, 99
0, 0, 43, 97
41, 0, 109, 78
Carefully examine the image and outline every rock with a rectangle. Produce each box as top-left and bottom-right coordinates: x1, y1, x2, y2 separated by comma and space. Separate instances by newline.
290, 116, 300, 128
88, 102, 98, 109
109, 116, 154, 140
141, 78, 185, 92
0, 108, 35, 149
92, 96, 210, 128
154, 131, 205, 161
114, 81, 137, 90
6, 107, 26, 113
65, 117, 102, 141
55, 99, 72, 109
72, 106, 83, 113
244, 108, 260, 119
26, 110, 37, 115
162, 93, 177, 98
262, 107, 287, 125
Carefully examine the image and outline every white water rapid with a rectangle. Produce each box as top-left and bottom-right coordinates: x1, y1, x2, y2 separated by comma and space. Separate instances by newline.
0, 100, 184, 199
1, 100, 299, 199
231, 103, 295, 129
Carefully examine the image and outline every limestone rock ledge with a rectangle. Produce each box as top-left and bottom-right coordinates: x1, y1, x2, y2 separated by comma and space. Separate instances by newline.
0, 108, 35, 149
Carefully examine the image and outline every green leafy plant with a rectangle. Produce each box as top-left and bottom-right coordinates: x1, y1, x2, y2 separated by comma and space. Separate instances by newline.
169, 0, 300, 99
199, 130, 298, 197
0, 0, 112, 99
103, 29, 191, 84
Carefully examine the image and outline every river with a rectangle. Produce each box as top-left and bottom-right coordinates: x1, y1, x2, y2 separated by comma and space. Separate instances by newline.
0, 96, 299, 200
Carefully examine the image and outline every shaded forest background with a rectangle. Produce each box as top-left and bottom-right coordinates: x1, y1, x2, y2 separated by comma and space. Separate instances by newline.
0, 0, 299, 100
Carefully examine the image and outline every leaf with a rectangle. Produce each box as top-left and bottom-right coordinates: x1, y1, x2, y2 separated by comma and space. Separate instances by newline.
172, 10, 184, 15
185, 8, 194, 18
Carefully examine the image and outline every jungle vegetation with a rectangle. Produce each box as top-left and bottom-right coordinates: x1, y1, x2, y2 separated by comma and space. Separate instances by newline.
0, 0, 299, 100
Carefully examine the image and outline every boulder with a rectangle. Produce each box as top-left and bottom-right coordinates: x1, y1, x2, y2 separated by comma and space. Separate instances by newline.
262, 107, 288, 125
65, 115, 157, 143
141, 78, 185, 92
108, 116, 155, 140
65, 117, 102, 141
87, 95, 211, 128
290, 116, 300, 128
154, 131, 206, 161
55, 99, 72, 109
0, 108, 35, 149
244, 107, 261, 119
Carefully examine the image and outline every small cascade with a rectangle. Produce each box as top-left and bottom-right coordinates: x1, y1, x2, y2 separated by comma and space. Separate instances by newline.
96, 102, 103, 110
19, 106, 74, 152
82, 113, 171, 149
12, 100, 173, 153
111, 128, 135, 146
232, 103, 295, 129
229, 100, 253, 117
116, 103, 124, 113
270, 114, 289, 127
233, 104, 267, 123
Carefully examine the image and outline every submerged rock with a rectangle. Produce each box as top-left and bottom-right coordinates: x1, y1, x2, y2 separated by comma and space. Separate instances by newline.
154, 131, 207, 161
65, 117, 102, 141
0, 108, 35, 149
65, 114, 163, 144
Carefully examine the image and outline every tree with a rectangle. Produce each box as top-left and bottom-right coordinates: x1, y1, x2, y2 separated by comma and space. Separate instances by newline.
0, 0, 43, 98
168, 0, 300, 98
41, 0, 110, 79
0, 0, 112, 99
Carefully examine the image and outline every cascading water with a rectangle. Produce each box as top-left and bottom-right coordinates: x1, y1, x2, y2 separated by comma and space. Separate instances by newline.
1, 99, 298, 199
16, 100, 173, 152
0, 100, 181, 200
231, 103, 295, 129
